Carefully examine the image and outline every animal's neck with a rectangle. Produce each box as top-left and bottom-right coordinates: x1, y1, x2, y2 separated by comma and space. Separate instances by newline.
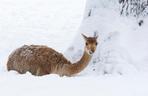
74, 51, 92, 69
62, 50, 92, 76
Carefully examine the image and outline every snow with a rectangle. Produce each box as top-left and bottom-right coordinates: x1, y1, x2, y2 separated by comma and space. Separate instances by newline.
0, 0, 148, 96
1, 72, 148, 96
0, 0, 85, 69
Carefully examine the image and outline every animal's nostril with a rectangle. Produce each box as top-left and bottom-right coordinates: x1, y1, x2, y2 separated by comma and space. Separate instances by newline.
91, 50, 94, 53
89, 50, 94, 54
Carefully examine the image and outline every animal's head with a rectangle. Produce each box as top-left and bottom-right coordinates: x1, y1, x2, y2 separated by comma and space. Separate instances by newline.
82, 33, 98, 55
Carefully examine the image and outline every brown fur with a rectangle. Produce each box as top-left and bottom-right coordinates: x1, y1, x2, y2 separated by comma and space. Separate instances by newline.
7, 34, 98, 76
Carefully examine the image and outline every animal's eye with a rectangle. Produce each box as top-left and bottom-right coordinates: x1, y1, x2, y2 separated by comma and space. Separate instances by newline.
96, 42, 98, 45
86, 43, 88, 45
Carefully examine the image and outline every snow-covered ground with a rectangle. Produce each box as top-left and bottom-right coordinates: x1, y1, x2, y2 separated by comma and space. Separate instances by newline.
0, 0, 148, 96
1, 72, 148, 96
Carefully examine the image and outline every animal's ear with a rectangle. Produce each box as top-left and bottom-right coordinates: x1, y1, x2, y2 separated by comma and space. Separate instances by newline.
95, 35, 98, 39
94, 31, 98, 39
81, 34, 88, 41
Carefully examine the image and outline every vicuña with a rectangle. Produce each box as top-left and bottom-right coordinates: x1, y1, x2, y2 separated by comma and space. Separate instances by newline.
7, 34, 98, 76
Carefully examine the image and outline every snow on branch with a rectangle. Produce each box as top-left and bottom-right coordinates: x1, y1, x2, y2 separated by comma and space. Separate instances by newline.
120, 0, 148, 18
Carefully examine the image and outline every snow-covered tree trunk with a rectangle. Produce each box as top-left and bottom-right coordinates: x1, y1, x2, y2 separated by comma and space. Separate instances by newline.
65, 0, 148, 75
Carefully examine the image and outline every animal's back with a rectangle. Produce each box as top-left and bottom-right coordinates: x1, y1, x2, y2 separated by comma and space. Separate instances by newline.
7, 45, 71, 76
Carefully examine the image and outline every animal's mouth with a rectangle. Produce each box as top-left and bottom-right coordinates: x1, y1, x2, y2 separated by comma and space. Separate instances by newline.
88, 50, 94, 55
